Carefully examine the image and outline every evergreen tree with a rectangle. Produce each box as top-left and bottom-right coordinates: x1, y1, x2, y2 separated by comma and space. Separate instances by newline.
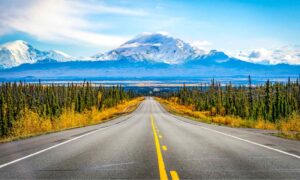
248, 75, 253, 118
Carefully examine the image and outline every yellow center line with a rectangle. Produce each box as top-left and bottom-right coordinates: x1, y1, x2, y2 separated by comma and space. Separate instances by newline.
170, 171, 180, 180
162, 145, 168, 151
151, 114, 168, 180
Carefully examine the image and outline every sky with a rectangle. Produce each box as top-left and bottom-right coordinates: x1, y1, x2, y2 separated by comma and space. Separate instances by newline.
0, 0, 299, 64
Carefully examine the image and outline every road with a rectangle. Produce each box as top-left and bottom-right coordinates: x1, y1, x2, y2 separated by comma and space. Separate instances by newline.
0, 97, 299, 179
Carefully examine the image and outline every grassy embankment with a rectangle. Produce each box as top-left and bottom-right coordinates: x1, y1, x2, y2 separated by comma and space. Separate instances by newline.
0, 97, 144, 142
157, 97, 300, 140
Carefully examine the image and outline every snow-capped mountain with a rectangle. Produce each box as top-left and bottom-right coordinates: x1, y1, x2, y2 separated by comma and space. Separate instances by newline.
1, 35, 299, 79
92, 33, 205, 64
0, 40, 74, 68
46, 50, 74, 62
1, 33, 299, 70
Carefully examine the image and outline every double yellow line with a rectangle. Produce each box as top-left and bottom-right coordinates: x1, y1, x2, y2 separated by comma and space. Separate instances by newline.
151, 114, 179, 180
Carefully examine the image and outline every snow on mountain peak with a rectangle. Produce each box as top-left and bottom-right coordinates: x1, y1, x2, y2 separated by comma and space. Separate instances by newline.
204, 50, 229, 63
2, 40, 29, 49
0, 40, 74, 68
94, 32, 200, 64
0, 34, 232, 69
0, 40, 37, 68
47, 50, 74, 62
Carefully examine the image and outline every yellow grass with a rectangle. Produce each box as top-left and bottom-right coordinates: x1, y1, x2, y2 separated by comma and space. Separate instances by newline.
157, 97, 300, 140
1, 97, 144, 142
277, 113, 300, 140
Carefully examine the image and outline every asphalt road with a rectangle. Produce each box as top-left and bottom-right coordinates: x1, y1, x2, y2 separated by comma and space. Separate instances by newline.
0, 97, 299, 179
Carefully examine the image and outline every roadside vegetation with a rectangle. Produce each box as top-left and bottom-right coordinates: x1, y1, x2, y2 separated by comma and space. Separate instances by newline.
156, 76, 300, 140
0, 82, 142, 142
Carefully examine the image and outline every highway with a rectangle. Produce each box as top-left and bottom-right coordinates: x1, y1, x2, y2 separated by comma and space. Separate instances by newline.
0, 97, 299, 179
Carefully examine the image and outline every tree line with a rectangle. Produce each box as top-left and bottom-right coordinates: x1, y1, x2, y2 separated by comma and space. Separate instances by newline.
157, 76, 300, 123
0, 81, 136, 137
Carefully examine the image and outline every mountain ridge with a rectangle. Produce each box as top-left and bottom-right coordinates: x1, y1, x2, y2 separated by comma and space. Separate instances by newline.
0, 33, 299, 72
0, 40, 74, 68
1, 58, 299, 81
91, 33, 202, 64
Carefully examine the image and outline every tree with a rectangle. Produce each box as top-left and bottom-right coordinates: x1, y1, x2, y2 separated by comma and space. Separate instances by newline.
264, 80, 271, 121
248, 75, 253, 118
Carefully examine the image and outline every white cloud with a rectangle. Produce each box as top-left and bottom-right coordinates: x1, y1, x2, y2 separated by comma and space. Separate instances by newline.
191, 40, 212, 48
0, 0, 146, 48
232, 46, 300, 65
73, 2, 148, 16
156, 31, 170, 36
190, 40, 212, 53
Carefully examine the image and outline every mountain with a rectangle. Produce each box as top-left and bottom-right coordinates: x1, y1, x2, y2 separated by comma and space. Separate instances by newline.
46, 50, 74, 62
91, 33, 203, 64
0, 33, 299, 81
0, 40, 74, 68
1, 58, 299, 81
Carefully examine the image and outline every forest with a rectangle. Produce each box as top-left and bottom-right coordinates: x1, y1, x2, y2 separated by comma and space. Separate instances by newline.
157, 76, 300, 139
0, 81, 139, 140
1, 77, 299, 141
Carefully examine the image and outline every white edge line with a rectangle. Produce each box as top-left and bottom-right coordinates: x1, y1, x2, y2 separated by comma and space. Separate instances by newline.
0, 128, 101, 169
199, 126, 300, 159
0, 107, 139, 169
158, 101, 300, 160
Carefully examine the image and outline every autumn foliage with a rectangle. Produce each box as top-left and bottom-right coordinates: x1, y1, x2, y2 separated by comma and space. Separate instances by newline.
8, 98, 143, 140
156, 77, 300, 140
0, 81, 142, 141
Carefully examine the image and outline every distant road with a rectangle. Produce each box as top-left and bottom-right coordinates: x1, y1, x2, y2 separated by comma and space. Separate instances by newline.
0, 97, 299, 179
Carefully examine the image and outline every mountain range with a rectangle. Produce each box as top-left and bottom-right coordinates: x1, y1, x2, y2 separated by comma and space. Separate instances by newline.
0, 33, 299, 80
0, 33, 209, 68
0, 40, 75, 69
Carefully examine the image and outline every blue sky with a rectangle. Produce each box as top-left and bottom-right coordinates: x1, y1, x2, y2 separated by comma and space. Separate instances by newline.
0, 0, 299, 63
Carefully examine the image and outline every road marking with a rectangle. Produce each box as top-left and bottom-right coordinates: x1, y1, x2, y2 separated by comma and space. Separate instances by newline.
167, 113, 300, 160
151, 114, 168, 180
0, 129, 103, 169
199, 126, 300, 159
162, 145, 168, 151
0, 112, 140, 169
159, 135, 163, 139
170, 171, 180, 180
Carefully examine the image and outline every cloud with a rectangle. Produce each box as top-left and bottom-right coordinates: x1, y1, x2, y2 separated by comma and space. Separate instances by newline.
0, 0, 146, 48
191, 40, 212, 47
190, 40, 212, 53
73, 2, 147, 16
233, 46, 300, 65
